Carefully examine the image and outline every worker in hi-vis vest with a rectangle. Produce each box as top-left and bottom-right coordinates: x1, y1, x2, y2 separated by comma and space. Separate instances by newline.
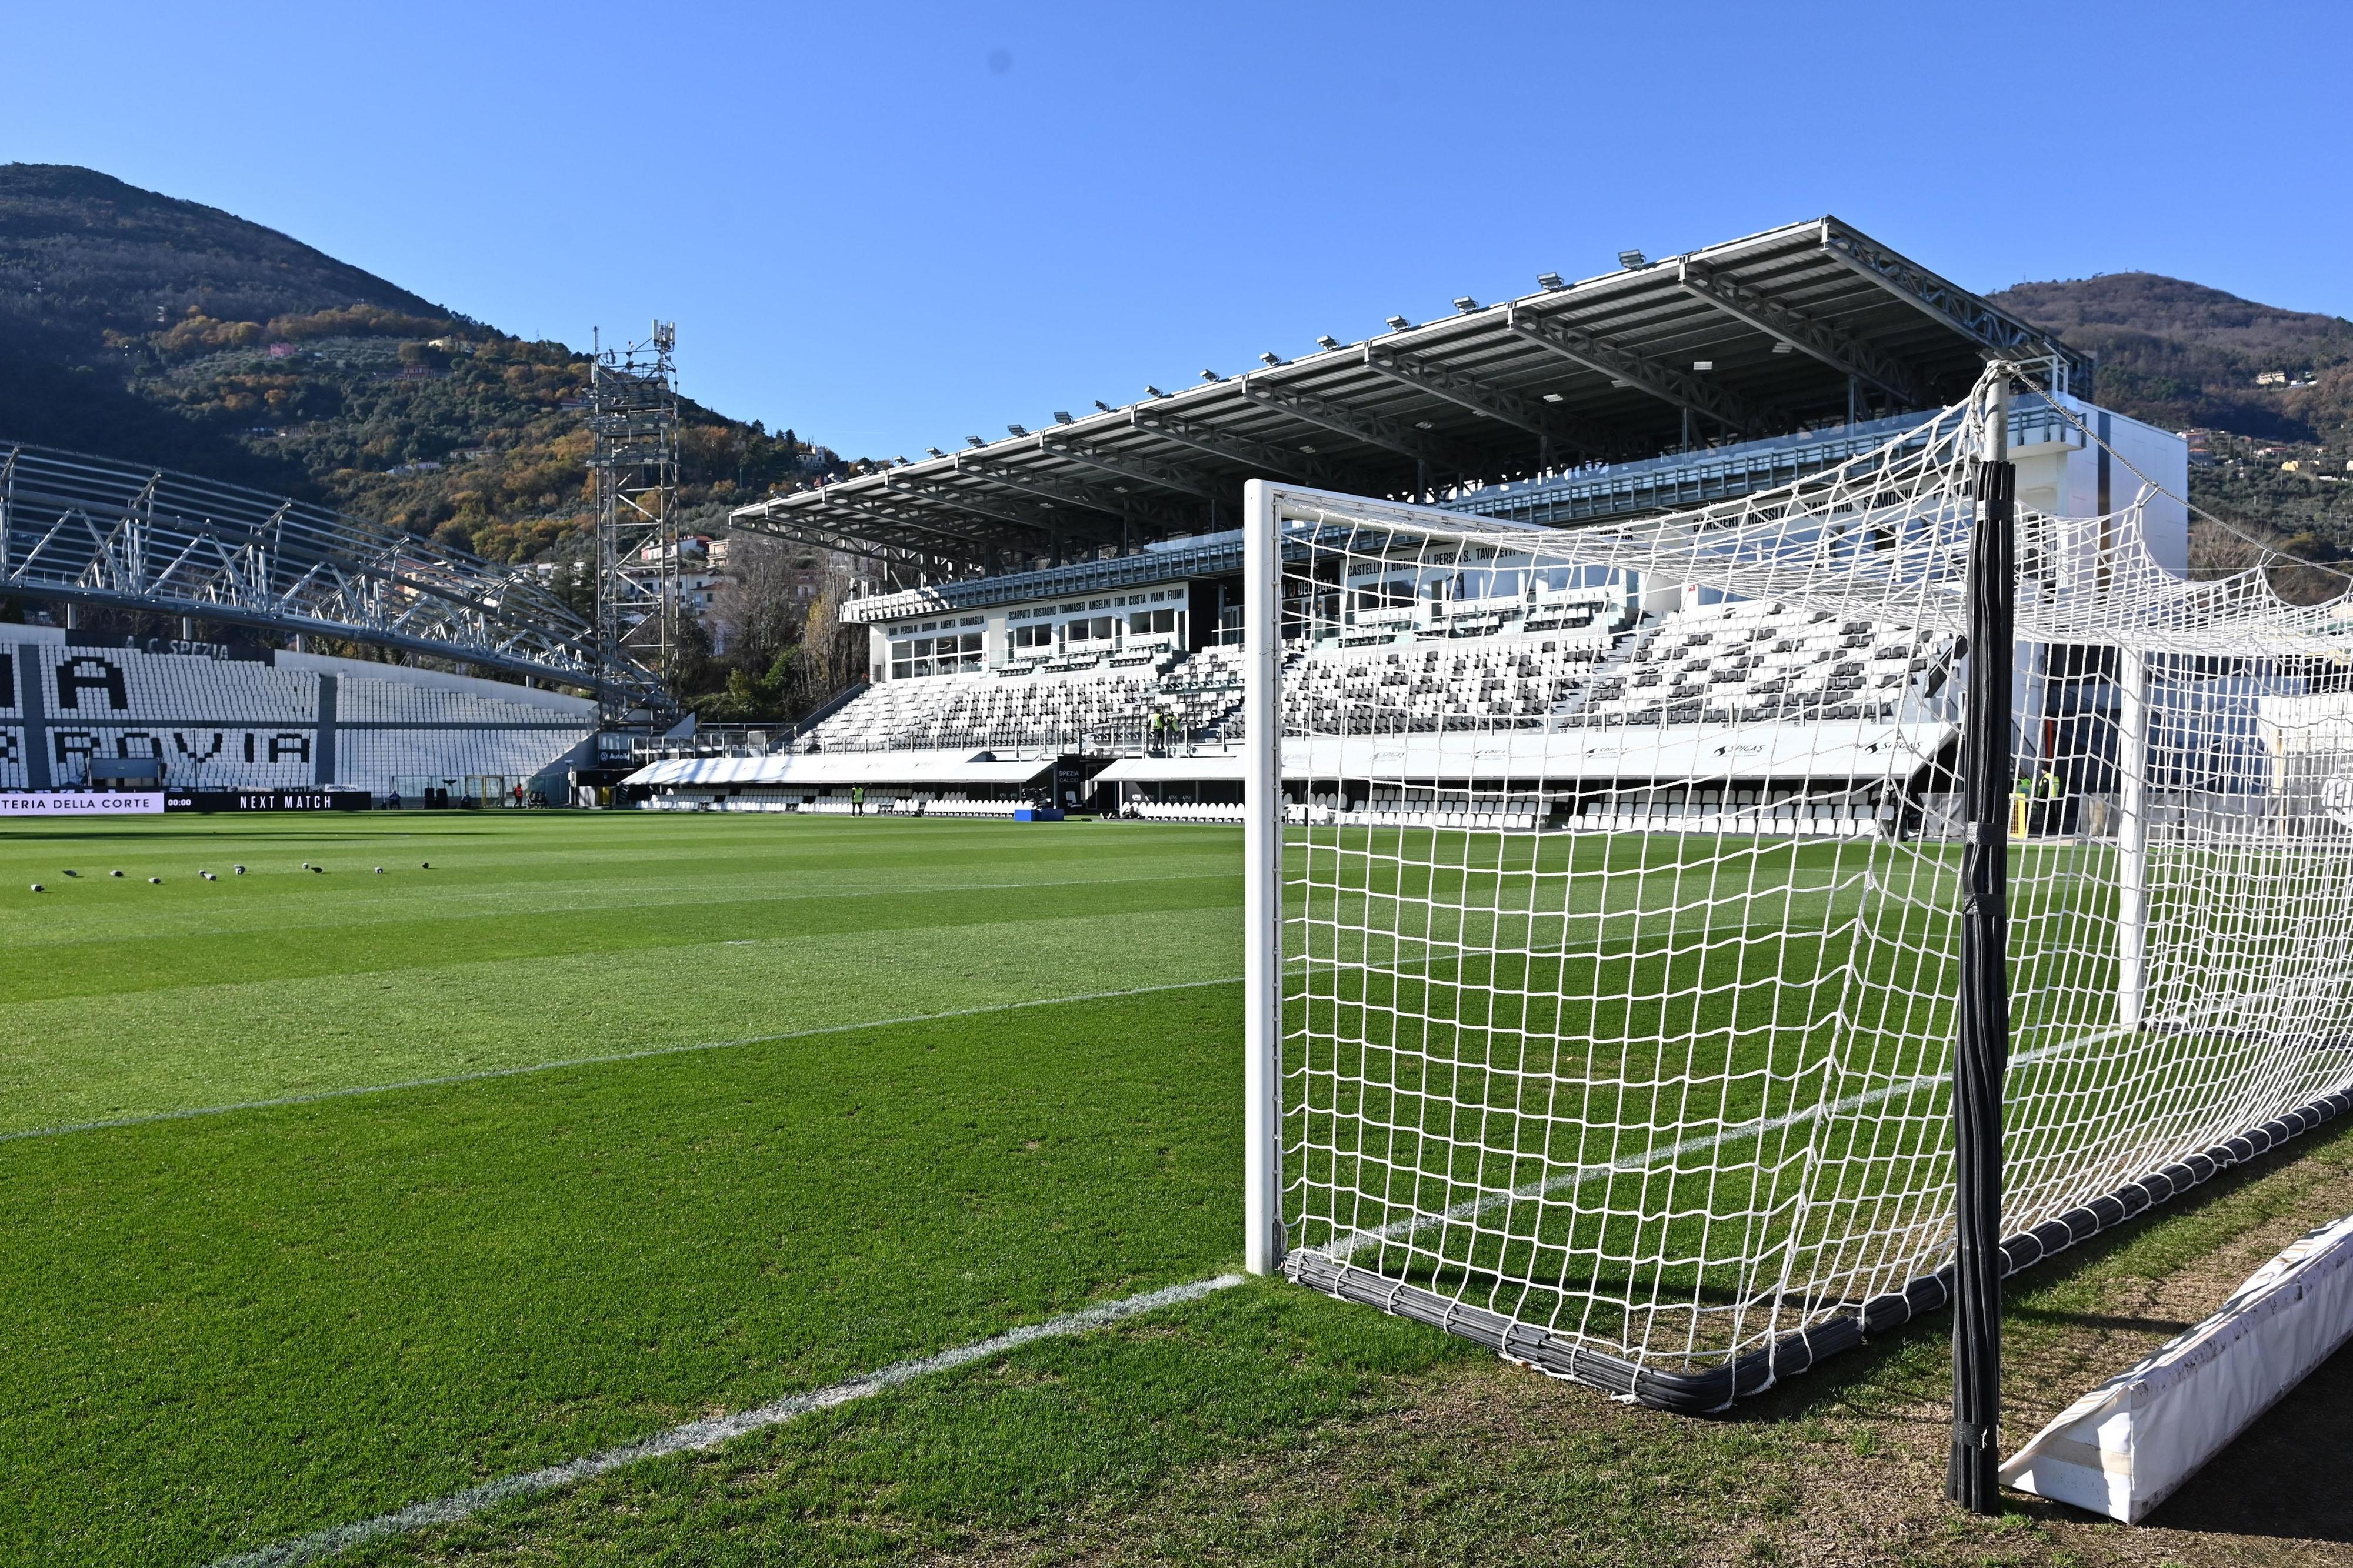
851, 784, 865, 816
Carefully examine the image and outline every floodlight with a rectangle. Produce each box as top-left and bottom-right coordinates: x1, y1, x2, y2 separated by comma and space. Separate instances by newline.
1771, 342, 1795, 355
1053, 411, 1074, 424
1618, 249, 1648, 268
1006, 423, 1029, 436
926, 446, 945, 458
1316, 335, 1340, 351
1298, 443, 1318, 453
1145, 385, 1167, 398
1093, 399, 1115, 411
1608, 378, 1631, 388
965, 435, 986, 448
1260, 352, 1281, 366
1413, 420, 1434, 431
1537, 272, 1565, 291
1386, 315, 1410, 331
1692, 360, 1714, 372
1199, 369, 1221, 382
1541, 392, 1565, 403
1453, 296, 1478, 313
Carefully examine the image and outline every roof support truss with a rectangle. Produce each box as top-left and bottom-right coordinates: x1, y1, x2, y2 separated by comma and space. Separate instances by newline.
1237, 376, 1485, 475
729, 511, 936, 571
788, 488, 1032, 560
1032, 434, 1224, 501
1673, 258, 1928, 408
1358, 342, 1621, 460
881, 473, 1121, 544
1126, 406, 1383, 493
949, 453, 1198, 534
1500, 301, 1789, 439
1814, 218, 2091, 393
0, 443, 643, 700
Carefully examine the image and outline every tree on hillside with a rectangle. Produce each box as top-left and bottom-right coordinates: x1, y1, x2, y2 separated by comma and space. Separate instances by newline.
789, 573, 869, 712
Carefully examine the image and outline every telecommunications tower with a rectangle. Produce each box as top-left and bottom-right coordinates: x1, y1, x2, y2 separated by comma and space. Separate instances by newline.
589, 321, 680, 722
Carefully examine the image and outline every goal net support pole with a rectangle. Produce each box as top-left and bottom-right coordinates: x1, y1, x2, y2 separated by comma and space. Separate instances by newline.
1949, 375, 2014, 1514
1244, 477, 1285, 1276
2116, 646, 2151, 1030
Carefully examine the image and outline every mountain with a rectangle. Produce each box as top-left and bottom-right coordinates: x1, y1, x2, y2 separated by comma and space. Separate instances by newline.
0, 164, 841, 566
8, 168, 2349, 579
1988, 273, 2353, 560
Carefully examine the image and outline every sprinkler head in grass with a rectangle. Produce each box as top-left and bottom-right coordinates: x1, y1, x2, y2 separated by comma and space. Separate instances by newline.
421, 862, 431, 869
374, 866, 384, 874
61, 869, 78, 878
110, 869, 124, 878
233, 865, 246, 875
29, 883, 42, 893
147, 877, 161, 885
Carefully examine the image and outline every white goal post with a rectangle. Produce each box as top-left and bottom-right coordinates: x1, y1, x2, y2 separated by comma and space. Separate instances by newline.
1241, 369, 2353, 1413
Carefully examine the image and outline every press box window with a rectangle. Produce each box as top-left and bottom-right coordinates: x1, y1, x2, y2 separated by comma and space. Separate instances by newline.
1013, 623, 1055, 651
1129, 609, 1177, 636
890, 635, 981, 678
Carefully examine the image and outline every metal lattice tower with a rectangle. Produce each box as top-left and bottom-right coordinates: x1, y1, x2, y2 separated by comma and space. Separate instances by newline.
590, 321, 680, 720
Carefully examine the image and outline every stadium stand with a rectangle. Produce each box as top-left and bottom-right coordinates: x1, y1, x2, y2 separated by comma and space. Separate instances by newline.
623, 545, 1969, 834
626, 219, 2191, 829
0, 628, 597, 800
795, 642, 1247, 756
1575, 598, 1950, 727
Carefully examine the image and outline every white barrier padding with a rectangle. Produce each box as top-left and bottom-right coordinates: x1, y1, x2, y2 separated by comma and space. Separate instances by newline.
2000, 1210, 2353, 1522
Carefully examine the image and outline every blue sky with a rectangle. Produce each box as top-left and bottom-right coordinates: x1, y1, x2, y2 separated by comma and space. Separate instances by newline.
6, 1, 2348, 457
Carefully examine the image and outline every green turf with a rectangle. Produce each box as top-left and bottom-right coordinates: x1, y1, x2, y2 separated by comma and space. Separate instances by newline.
0, 815, 1241, 1135
0, 813, 1245, 1566
2, 809, 2341, 1566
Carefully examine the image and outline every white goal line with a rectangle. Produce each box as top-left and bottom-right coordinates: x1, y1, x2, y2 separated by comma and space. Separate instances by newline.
204, 1273, 1247, 1568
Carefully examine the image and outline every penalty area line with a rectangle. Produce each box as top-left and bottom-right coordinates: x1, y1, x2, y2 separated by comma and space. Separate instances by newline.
0, 976, 1244, 1146
204, 1273, 1248, 1568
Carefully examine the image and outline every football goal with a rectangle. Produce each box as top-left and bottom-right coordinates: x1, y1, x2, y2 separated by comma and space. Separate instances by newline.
1239, 365, 2353, 1452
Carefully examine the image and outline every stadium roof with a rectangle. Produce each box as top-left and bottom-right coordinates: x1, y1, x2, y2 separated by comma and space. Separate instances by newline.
732, 215, 2085, 578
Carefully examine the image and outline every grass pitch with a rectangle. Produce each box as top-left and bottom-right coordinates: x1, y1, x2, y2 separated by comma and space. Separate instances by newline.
0, 812, 1250, 1565
4, 811, 2348, 1568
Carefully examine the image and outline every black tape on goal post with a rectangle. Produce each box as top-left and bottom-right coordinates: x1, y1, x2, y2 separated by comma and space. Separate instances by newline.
1949, 382, 2017, 1514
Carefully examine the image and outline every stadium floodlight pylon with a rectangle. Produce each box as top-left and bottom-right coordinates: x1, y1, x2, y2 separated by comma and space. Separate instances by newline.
1242, 363, 2353, 1452
590, 321, 682, 723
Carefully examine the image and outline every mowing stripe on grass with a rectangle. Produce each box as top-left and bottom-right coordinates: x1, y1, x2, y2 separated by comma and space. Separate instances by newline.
204, 1273, 1249, 1568
0, 977, 1244, 1145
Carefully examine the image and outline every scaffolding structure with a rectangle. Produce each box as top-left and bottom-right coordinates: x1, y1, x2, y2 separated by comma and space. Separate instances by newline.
591, 321, 681, 720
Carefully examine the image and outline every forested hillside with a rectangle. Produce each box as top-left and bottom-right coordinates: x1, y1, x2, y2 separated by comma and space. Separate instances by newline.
0, 163, 841, 566
1991, 273, 2353, 562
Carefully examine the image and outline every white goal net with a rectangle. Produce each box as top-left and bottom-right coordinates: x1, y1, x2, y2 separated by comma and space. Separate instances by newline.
1241, 367, 2353, 1409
